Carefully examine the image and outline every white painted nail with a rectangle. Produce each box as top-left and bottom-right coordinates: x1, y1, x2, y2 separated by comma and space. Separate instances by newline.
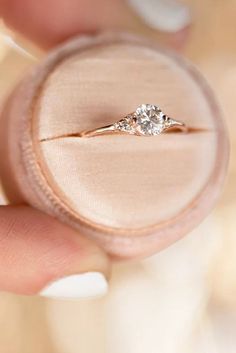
40, 272, 108, 300
128, 0, 191, 32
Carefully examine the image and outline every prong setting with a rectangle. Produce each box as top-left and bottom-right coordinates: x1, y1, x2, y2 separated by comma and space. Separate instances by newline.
116, 104, 174, 136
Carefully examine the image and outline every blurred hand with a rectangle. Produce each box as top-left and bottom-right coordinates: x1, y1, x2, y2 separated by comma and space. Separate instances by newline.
0, 0, 190, 49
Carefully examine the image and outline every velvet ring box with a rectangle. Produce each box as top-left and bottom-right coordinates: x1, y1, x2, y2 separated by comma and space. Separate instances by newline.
0, 33, 229, 259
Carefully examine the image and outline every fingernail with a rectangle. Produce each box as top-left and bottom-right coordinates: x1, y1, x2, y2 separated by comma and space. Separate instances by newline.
40, 272, 108, 300
128, 0, 191, 32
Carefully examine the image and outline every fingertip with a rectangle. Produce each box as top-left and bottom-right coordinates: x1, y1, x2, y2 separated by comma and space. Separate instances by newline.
40, 272, 108, 300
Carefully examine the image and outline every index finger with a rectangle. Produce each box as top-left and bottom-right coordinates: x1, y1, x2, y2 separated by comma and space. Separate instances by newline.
0, 0, 142, 48
0, 0, 189, 49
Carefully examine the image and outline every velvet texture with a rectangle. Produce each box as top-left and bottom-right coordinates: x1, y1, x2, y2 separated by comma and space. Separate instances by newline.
0, 33, 229, 257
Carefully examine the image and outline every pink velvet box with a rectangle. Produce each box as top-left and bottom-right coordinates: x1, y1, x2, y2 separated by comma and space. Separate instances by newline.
0, 33, 229, 258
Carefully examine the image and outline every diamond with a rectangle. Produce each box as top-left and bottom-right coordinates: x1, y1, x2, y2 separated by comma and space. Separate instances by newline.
134, 104, 165, 136
116, 116, 135, 133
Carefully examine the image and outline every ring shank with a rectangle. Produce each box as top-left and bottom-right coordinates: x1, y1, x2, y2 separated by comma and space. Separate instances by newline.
80, 124, 116, 137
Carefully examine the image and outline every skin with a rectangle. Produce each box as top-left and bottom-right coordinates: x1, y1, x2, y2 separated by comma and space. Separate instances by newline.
0, 0, 189, 296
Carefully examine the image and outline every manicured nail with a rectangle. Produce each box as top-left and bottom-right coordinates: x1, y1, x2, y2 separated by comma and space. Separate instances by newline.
129, 0, 191, 32
40, 272, 108, 300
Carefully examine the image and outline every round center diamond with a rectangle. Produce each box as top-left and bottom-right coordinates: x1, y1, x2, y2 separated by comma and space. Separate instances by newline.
135, 104, 165, 136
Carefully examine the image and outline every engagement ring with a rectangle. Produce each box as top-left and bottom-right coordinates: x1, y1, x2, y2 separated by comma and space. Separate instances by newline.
80, 104, 187, 138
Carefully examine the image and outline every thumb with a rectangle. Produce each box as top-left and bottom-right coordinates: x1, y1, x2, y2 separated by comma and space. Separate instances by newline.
0, 205, 110, 300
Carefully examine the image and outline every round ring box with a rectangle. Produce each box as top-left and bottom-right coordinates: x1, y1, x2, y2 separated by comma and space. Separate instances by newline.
0, 33, 229, 259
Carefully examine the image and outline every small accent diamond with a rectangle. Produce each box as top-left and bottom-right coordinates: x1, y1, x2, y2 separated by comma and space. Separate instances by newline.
116, 116, 135, 133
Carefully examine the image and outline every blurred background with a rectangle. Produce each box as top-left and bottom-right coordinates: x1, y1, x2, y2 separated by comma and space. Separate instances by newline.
0, 0, 236, 352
